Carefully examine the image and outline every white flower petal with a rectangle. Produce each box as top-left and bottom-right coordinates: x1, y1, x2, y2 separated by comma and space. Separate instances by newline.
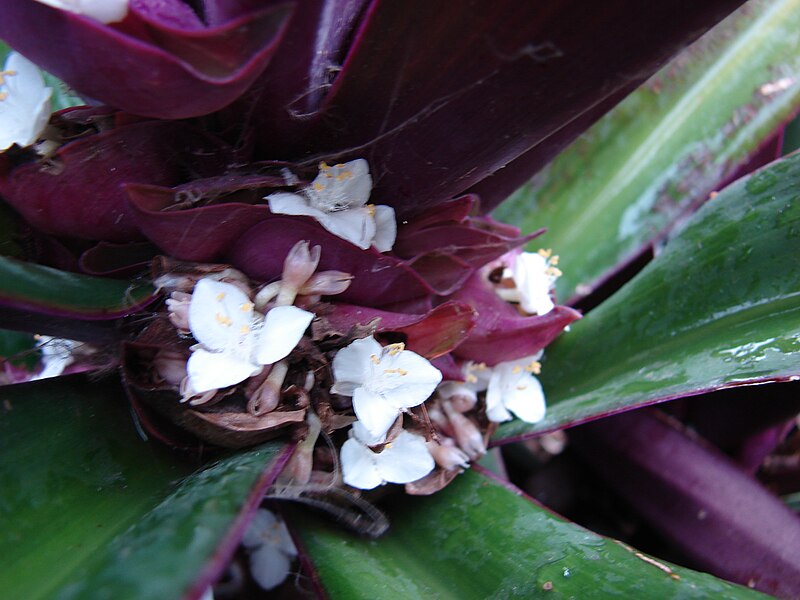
241, 508, 279, 549
255, 305, 313, 365
267, 193, 322, 218
513, 252, 555, 315
372, 205, 397, 252
318, 208, 376, 250
186, 348, 260, 394
331, 336, 382, 394
188, 279, 253, 352
351, 420, 387, 446
502, 372, 546, 423
341, 436, 384, 489
352, 387, 402, 439
375, 430, 435, 484
0, 52, 52, 151
485, 369, 513, 422
376, 350, 442, 409
249, 544, 292, 591
308, 159, 372, 210
33, 0, 129, 23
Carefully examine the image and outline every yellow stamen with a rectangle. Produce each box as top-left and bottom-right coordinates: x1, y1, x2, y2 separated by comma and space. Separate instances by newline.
546, 267, 563, 277
465, 374, 478, 384
537, 248, 553, 259
240, 325, 251, 335
336, 170, 353, 181
366, 204, 376, 216
0, 69, 17, 86
319, 162, 330, 172
550, 255, 560, 266
385, 342, 405, 356
384, 368, 408, 376
525, 361, 542, 375
0, 92, 7, 102
512, 365, 523, 374
240, 302, 254, 312
313, 182, 325, 192
215, 313, 233, 327
370, 354, 381, 365
216, 292, 226, 301
335, 163, 345, 168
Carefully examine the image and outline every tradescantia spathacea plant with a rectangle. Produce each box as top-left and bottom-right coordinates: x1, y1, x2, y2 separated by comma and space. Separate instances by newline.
2, 0, 800, 597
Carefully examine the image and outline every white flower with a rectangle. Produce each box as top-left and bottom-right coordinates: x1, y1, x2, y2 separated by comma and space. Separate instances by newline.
485, 354, 546, 424
241, 509, 297, 591
0, 52, 52, 151
496, 250, 561, 315
331, 336, 442, 439
33, 0, 129, 23
267, 159, 397, 252
185, 278, 313, 395
32, 335, 79, 380
340, 421, 435, 489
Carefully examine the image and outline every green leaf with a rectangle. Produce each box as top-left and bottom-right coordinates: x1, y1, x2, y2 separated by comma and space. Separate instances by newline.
0, 375, 289, 599
0, 256, 154, 319
495, 0, 800, 302
496, 149, 800, 441
295, 468, 763, 598
0, 327, 37, 368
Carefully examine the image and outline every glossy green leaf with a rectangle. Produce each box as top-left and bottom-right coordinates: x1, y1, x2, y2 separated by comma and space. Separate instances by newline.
0, 327, 36, 368
0, 375, 288, 599
495, 0, 800, 302
0, 255, 154, 318
497, 150, 800, 441
296, 469, 763, 598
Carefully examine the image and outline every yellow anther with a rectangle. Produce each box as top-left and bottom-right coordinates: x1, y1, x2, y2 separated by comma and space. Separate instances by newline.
475, 362, 487, 371
512, 365, 523, 374
319, 162, 331, 171
538, 248, 553, 259
215, 313, 233, 327
313, 182, 325, 192
465, 374, 478, 384
366, 204, 376, 216
384, 368, 408, 376
385, 442, 393, 449
240, 302, 254, 312
240, 325, 251, 335
525, 361, 542, 375
370, 354, 381, 365
335, 170, 353, 181
550, 255, 560, 266
335, 163, 345, 168
0, 69, 17, 86
546, 267, 563, 277
0, 92, 7, 102
385, 342, 405, 356
216, 292, 226, 301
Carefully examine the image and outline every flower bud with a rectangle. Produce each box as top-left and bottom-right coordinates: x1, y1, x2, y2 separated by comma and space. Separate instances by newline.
153, 348, 187, 387
277, 241, 321, 306
443, 400, 485, 460
166, 291, 192, 331
277, 412, 322, 485
299, 270, 353, 296
426, 437, 470, 471
246, 360, 289, 415
254, 281, 282, 311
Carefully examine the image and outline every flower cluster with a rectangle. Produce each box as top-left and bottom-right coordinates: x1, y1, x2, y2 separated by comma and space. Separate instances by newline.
115, 158, 576, 495
0, 4, 577, 495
